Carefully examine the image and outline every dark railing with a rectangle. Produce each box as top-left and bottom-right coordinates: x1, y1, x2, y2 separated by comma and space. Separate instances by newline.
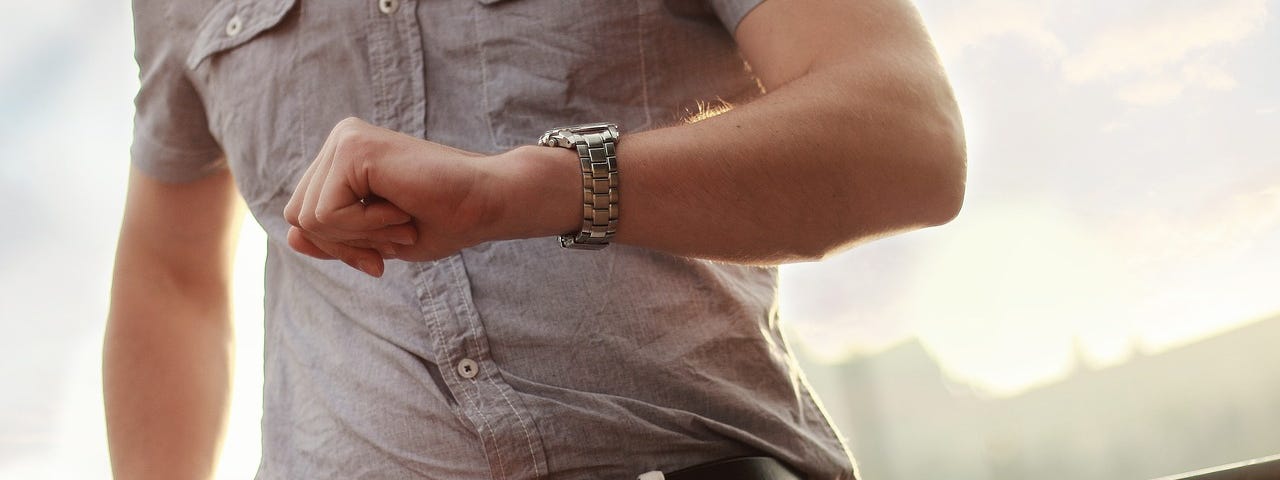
1153, 454, 1280, 480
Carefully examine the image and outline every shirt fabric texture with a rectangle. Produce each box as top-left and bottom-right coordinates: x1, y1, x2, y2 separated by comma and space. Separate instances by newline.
130, 0, 856, 478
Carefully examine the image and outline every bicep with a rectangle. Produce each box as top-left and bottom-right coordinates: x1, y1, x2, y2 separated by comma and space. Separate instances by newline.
734, 0, 943, 91
115, 165, 243, 287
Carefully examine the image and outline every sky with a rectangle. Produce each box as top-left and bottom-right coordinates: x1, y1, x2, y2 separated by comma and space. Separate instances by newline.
783, 0, 1280, 394
1, 0, 1277, 478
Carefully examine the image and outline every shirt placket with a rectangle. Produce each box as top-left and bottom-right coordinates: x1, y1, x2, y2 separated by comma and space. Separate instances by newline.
415, 257, 549, 480
366, 1, 548, 478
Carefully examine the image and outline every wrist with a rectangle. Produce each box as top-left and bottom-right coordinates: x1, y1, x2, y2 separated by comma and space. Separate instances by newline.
487, 145, 582, 242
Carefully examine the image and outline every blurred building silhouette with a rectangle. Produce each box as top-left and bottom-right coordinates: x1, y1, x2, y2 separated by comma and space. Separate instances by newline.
800, 314, 1280, 480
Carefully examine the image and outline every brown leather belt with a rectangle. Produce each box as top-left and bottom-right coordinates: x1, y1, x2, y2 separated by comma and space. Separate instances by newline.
664, 457, 804, 480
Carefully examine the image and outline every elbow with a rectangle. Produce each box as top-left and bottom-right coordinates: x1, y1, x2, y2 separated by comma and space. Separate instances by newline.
922, 141, 967, 228
896, 68, 969, 229
912, 103, 968, 229
791, 154, 966, 264
815, 123, 967, 261
780, 96, 968, 264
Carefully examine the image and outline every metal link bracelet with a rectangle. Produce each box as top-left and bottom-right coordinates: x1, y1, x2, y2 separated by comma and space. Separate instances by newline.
537, 123, 620, 250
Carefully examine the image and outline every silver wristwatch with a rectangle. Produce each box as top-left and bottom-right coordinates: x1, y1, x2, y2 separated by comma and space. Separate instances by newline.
537, 123, 620, 250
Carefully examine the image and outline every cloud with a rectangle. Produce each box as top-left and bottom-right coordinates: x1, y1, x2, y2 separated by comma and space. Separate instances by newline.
780, 236, 929, 362
896, 200, 1136, 396
1060, 0, 1268, 105
1180, 62, 1240, 90
1115, 77, 1188, 106
920, 0, 1270, 106
1098, 178, 1280, 353
1061, 0, 1268, 82
1113, 61, 1244, 105
919, 0, 1066, 65
1123, 183, 1280, 265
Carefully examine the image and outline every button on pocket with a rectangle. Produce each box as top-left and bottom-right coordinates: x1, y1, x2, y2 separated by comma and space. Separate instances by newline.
378, 0, 399, 15
225, 15, 244, 37
457, 358, 479, 379
186, 0, 304, 211
187, 0, 300, 69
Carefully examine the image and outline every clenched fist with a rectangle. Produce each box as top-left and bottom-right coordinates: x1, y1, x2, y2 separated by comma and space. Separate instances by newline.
283, 117, 578, 277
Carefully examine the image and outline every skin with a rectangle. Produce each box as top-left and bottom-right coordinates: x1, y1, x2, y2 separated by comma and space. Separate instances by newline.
104, 168, 241, 479
105, 0, 965, 477
284, 0, 965, 276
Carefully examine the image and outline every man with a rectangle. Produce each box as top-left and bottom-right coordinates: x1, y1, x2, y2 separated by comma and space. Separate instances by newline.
104, 0, 965, 478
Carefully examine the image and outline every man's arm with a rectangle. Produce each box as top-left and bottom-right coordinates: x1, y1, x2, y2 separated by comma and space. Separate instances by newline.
104, 166, 242, 479
601, 0, 966, 261
283, 0, 964, 269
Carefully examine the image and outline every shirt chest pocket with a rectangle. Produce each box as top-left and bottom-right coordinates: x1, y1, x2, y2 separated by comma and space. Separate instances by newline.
186, 0, 305, 210
470, 0, 653, 148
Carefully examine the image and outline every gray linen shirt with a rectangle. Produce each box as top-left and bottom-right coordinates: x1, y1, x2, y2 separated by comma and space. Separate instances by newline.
131, 0, 855, 478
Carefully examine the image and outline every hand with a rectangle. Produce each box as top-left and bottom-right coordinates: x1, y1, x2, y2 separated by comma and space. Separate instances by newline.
283, 117, 506, 277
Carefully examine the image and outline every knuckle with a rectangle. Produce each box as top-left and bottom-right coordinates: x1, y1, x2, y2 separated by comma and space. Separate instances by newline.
334, 116, 364, 133
332, 118, 380, 161
332, 124, 355, 146
297, 214, 322, 231
334, 132, 366, 160
314, 208, 340, 226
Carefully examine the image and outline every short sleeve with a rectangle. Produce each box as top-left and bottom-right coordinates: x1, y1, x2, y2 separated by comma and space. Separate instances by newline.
708, 0, 767, 34
130, 0, 224, 183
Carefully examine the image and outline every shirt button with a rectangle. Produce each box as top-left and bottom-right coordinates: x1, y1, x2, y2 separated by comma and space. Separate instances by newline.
378, 0, 399, 14
456, 358, 479, 379
225, 15, 243, 37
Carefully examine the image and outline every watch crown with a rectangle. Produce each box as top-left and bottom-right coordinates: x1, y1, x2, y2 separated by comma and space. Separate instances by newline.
537, 128, 573, 148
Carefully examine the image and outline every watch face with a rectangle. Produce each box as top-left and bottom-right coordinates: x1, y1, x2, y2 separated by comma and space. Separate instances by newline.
540, 123, 619, 148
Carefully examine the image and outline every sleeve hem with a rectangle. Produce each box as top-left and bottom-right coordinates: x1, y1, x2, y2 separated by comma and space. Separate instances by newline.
714, 0, 767, 35
130, 132, 226, 183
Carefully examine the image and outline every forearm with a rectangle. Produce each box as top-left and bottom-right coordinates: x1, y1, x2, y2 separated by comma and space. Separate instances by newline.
626, 62, 963, 262
507, 59, 965, 264
103, 276, 234, 480
104, 174, 240, 480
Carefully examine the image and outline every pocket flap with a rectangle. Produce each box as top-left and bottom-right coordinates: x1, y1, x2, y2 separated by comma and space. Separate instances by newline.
186, 0, 298, 70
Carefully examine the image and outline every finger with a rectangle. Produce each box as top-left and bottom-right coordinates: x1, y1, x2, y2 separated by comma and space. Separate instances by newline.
285, 128, 340, 227
329, 237, 402, 259
294, 220, 418, 247
287, 226, 335, 260
316, 196, 413, 233
299, 230, 386, 277
298, 154, 333, 232
284, 164, 315, 227
283, 168, 310, 227
289, 226, 386, 276
370, 201, 414, 227
361, 222, 418, 246
312, 149, 366, 230
307, 124, 414, 236
302, 120, 361, 233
